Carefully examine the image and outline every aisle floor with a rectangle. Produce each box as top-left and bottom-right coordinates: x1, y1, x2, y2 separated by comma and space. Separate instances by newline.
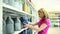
48, 27, 60, 34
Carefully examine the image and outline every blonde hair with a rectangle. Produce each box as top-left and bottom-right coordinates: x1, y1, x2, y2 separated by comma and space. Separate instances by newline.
38, 8, 49, 19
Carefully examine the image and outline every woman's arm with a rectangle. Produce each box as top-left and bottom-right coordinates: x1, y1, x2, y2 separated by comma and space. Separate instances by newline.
26, 23, 47, 32
29, 22, 38, 26
32, 23, 47, 31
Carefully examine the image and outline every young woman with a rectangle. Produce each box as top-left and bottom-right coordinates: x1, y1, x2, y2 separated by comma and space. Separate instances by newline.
24, 8, 50, 34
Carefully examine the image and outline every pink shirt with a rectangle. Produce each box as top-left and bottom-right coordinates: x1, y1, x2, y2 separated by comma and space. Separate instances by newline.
38, 19, 50, 34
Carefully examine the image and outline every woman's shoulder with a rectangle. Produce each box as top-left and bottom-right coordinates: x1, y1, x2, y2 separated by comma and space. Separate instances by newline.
44, 18, 51, 22
45, 18, 50, 21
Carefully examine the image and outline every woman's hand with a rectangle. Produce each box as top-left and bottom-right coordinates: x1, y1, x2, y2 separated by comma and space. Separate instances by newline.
24, 24, 32, 28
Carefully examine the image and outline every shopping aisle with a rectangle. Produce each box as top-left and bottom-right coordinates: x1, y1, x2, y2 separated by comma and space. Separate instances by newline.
1, 0, 60, 34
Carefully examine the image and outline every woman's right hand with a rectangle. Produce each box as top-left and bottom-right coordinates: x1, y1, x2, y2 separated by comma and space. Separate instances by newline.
24, 24, 32, 28
24, 24, 29, 28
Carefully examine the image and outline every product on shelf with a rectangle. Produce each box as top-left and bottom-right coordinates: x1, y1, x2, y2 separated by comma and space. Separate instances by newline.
6, 17, 14, 34
3, 0, 22, 10
30, 6, 32, 14
24, 4, 28, 12
14, 0, 22, 10
27, 4, 30, 14
3, 20, 6, 34
23, 29, 30, 34
20, 17, 32, 34
20, 17, 28, 24
22, 0, 33, 14
8, 0, 14, 6
14, 17, 21, 31
3, 0, 8, 4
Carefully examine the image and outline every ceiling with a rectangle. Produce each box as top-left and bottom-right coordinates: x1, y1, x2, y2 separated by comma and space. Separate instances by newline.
31, 0, 60, 12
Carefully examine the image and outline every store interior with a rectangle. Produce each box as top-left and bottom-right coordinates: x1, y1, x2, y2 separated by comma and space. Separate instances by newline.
0, 0, 60, 34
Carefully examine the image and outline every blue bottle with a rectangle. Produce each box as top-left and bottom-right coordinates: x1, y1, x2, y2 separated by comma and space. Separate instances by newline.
20, 17, 29, 34
20, 17, 28, 24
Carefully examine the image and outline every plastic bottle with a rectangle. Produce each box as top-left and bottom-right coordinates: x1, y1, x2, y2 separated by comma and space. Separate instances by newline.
3, 20, 6, 34
8, 0, 14, 6
6, 17, 14, 34
3, 0, 8, 4
14, 17, 21, 31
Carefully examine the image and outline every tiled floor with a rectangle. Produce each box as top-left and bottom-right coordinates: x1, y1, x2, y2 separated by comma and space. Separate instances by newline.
48, 27, 60, 34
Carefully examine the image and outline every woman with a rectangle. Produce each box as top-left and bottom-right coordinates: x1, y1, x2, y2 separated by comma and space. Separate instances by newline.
24, 8, 50, 34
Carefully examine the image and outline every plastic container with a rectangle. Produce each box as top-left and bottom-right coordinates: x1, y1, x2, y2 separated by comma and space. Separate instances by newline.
3, 0, 8, 4
6, 17, 14, 34
14, 17, 21, 31
14, 0, 22, 10
3, 20, 6, 34
8, 0, 14, 6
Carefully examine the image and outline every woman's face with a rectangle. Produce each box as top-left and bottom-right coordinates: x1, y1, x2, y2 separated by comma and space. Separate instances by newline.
38, 12, 44, 18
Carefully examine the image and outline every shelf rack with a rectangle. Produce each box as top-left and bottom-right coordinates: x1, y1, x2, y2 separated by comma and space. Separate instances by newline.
3, 3, 35, 17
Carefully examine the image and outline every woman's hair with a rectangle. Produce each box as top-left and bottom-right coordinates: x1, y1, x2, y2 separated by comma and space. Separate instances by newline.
38, 8, 49, 19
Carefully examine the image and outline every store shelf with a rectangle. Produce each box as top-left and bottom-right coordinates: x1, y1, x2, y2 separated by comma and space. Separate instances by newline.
50, 17, 60, 18
13, 28, 28, 34
51, 20, 59, 21
3, 3, 34, 17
